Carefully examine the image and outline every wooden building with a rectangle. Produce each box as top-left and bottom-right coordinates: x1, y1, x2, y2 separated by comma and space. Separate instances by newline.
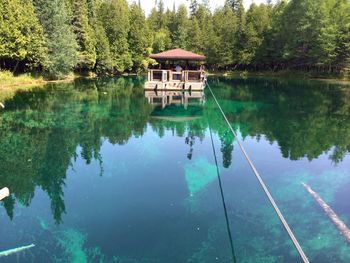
145, 48, 206, 91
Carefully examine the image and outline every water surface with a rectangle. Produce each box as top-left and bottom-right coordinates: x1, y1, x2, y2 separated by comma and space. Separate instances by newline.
0, 77, 350, 262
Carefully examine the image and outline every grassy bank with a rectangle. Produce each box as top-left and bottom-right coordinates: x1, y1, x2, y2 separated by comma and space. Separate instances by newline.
0, 71, 46, 88
0, 71, 97, 102
208, 70, 350, 83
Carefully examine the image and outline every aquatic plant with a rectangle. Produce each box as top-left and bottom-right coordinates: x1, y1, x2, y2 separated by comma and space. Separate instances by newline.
56, 229, 88, 263
55, 228, 112, 263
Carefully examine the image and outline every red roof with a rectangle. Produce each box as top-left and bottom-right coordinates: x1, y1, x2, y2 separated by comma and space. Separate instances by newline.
150, 48, 206, 61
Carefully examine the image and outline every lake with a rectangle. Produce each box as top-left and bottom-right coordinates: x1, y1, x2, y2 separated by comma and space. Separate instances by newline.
0, 76, 350, 262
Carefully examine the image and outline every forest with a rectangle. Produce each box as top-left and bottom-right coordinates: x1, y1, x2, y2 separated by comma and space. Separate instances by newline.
0, 0, 350, 79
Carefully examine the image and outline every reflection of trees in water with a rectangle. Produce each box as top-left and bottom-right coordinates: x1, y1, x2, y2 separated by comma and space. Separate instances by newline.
0, 76, 349, 223
209, 77, 350, 164
0, 77, 153, 223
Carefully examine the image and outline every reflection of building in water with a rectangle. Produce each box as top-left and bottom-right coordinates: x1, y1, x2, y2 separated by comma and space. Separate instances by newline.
145, 91, 205, 122
145, 91, 205, 109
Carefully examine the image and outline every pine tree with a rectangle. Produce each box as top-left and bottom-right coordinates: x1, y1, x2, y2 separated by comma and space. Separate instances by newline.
187, 18, 202, 53
94, 22, 113, 74
193, 4, 211, 54
281, 0, 322, 68
86, 0, 112, 74
147, 7, 159, 32
171, 4, 189, 49
203, 15, 220, 67
34, 0, 78, 79
157, 0, 167, 29
312, 1, 337, 68
212, 4, 237, 67
72, 0, 97, 70
333, 0, 350, 72
227, 0, 243, 13
256, 0, 288, 68
99, 0, 132, 73
0, 0, 46, 71
128, 3, 152, 73
189, 0, 198, 17
239, 4, 271, 66
234, 0, 246, 65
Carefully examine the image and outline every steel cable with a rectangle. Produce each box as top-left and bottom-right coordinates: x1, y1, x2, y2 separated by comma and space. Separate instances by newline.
206, 81, 309, 263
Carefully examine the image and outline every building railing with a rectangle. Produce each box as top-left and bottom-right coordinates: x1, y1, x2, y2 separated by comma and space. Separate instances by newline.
148, 69, 205, 83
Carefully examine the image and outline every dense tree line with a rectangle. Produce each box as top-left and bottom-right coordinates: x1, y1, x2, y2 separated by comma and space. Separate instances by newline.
0, 0, 349, 79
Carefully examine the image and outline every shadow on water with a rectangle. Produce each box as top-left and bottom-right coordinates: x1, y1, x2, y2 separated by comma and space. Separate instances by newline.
0, 76, 349, 262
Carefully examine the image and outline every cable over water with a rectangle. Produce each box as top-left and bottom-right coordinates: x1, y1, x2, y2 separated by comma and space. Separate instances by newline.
208, 122, 237, 263
206, 81, 309, 263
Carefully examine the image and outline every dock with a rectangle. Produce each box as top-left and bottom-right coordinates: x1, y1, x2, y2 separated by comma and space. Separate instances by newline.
145, 48, 206, 91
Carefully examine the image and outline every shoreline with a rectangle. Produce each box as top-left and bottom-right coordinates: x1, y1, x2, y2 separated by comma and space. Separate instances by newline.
0, 70, 349, 93
207, 70, 350, 84
0, 73, 96, 102
0, 77, 75, 90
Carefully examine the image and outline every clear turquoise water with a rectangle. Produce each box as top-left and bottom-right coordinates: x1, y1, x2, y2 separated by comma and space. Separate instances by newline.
0, 77, 350, 262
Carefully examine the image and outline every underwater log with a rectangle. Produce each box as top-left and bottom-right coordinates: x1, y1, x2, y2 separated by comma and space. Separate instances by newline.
302, 182, 350, 245
0, 187, 9, 201
0, 244, 35, 257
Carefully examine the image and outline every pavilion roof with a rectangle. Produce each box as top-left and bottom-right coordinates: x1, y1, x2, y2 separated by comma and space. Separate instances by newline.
150, 48, 206, 61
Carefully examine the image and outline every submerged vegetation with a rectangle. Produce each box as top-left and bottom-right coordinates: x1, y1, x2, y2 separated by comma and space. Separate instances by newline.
0, 0, 349, 79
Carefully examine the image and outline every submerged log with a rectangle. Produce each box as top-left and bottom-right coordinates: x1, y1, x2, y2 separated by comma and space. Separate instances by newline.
302, 182, 350, 245
0, 244, 35, 257
0, 187, 9, 201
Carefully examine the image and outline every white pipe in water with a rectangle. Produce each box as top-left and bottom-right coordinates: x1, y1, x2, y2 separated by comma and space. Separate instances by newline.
0, 187, 10, 201
0, 244, 35, 257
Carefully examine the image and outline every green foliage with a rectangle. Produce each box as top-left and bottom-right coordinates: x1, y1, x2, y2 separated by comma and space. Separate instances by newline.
156, 0, 167, 30
212, 4, 237, 66
128, 3, 152, 73
238, 4, 270, 65
35, 0, 78, 79
1, 0, 350, 76
0, 0, 46, 70
94, 22, 113, 74
170, 4, 189, 49
0, 70, 44, 92
333, 0, 350, 72
152, 29, 171, 53
189, 0, 198, 17
72, 0, 96, 70
227, 0, 243, 13
98, 0, 132, 73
